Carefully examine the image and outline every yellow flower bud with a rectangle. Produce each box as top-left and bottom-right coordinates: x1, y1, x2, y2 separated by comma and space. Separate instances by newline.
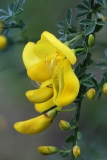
103, 83, 107, 96
86, 88, 96, 100
37, 146, 58, 155
59, 120, 70, 131
88, 34, 95, 47
25, 86, 53, 103
0, 35, 7, 50
73, 145, 81, 158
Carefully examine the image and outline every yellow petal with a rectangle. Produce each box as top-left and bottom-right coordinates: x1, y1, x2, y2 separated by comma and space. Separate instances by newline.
26, 86, 53, 103
53, 59, 80, 107
35, 98, 61, 113
22, 42, 40, 69
35, 98, 54, 113
33, 39, 57, 59
27, 59, 52, 82
42, 31, 77, 65
13, 114, 51, 134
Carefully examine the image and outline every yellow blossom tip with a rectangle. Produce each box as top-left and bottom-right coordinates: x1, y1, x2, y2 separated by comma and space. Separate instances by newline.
59, 120, 70, 131
73, 145, 81, 158
103, 83, 107, 96
86, 88, 96, 100
13, 114, 52, 134
0, 35, 7, 50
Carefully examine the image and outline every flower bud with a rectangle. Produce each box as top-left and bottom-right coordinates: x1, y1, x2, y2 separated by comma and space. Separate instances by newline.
73, 145, 81, 158
103, 83, 107, 96
59, 120, 70, 131
88, 34, 95, 47
86, 88, 96, 100
0, 35, 7, 50
46, 109, 57, 120
37, 146, 58, 155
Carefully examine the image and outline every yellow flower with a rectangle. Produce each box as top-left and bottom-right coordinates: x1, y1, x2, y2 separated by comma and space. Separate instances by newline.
23, 31, 80, 109
22, 31, 76, 82
14, 109, 57, 134
37, 146, 58, 155
0, 35, 7, 50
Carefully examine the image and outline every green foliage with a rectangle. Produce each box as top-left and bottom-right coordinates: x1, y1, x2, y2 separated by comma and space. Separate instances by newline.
0, 0, 25, 35
65, 135, 74, 143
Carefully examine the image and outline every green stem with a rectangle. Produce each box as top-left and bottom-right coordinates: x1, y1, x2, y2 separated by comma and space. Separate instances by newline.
57, 107, 77, 112
71, 102, 82, 160
58, 149, 71, 153
74, 48, 85, 52
69, 34, 83, 44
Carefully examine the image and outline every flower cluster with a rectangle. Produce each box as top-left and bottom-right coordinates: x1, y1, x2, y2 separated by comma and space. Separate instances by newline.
14, 31, 80, 135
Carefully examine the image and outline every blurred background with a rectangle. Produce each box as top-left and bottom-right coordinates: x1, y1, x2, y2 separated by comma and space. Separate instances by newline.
0, 0, 107, 160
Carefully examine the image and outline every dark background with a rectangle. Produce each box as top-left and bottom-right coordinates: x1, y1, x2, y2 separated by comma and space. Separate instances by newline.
0, 0, 107, 160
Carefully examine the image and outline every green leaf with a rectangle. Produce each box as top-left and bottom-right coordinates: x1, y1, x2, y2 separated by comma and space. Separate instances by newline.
65, 135, 74, 143
0, 15, 11, 21
76, 4, 89, 11
96, 0, 104, 5
79, 19, 93, 25
15, 8, 23, 16
58, 29, 64, 34
81, 73, 92, 82
77, 131, 82, 140
83, 0, 91, 9
76, 12, 89, 18
60, 152, 70, 158
96, 21, 107, 26
84, 23, 96, 36
59, 35, 67, 41
14, 0, 25, 12
91, 76, 99, 89
76, 68, 87, 78
8, 2, 15, 16
65, 8, 72, 27
81, 81, 94, 87
0, 9, 8, 15
100, 76, 106, 87
57, 21, 65, 28
103, 0, 107, 4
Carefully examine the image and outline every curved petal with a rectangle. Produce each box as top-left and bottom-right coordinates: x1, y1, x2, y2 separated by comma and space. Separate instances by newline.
33, 40, 57, 59
13, 114, 51, 134
22, 42, 40, 69
53, 59, 80, 107
35, 98, 54, 113
27, 60, 52, 82
42, 31, 77, 65
26, 87, 53, 103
